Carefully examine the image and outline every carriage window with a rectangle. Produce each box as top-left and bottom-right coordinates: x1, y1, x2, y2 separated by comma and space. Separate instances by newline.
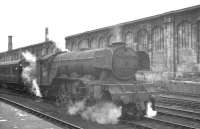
38, 48, 42, 56
12, 65, 18, 75
0, 67, 4, 74
2, 66, 10, 74
42, 48, 46, 56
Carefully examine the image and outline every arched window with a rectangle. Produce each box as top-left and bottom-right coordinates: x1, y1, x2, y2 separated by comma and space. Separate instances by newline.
90, 38, 98, 49
98, 37, 107, 48
137, 29, 148, 51
71, 41, 76, 51
152, 27, 164, 51
108, 35, 115, 46
78, 39, 89, 49
125, 32, 133, 44
177, 21, 192, 48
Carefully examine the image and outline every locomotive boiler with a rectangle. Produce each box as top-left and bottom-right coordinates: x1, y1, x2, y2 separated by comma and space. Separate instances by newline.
52, 42, 138, 81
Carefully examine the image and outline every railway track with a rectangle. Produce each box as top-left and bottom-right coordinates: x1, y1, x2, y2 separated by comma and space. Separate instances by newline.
0, 96, 83, 129
2, 88, 200, 129
124, 112, 200, 129
156, 94, 200, 109
156, 104, 200, 121
122, 101, 200, 129
124, 113, 200, 129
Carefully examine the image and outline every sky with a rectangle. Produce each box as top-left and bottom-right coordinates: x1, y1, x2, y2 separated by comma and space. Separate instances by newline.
0, 0, 199, 52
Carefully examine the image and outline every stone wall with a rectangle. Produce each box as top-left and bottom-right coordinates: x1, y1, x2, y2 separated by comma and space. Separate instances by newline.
65, 6, 200, 81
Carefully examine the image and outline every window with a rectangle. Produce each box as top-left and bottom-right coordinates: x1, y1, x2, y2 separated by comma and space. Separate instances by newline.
152, 27, 164, 51
90, 38, 98, 49
12, 65, 18, 75
108, 35, 115, 46
71, 41, 76, 51
42, 48, 46, 56
78, 39, 89, 49
137, 29, 148, 51
98, 37, 107, 48
125, 32, 133, 44
178, 21, 192, 48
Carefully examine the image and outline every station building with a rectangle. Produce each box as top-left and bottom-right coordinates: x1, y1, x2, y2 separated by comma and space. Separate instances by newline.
65, 5, 200, 81
0, 38, 59, 63
0, 28, 60, 63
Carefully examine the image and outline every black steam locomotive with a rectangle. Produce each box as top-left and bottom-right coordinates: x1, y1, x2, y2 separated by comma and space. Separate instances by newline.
0, 42, 155, 118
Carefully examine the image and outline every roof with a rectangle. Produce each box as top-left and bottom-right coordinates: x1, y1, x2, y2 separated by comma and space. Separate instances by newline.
0, 59, 21, 66
0, 40, 55, 55
65, 4, 200, 39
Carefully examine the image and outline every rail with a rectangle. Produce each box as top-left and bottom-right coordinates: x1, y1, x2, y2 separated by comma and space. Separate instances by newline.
0, 96, 83, 129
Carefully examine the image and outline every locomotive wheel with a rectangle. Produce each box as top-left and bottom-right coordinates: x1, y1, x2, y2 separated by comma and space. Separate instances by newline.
101, 90, 112, 101
55, 80, 69, 107
121, 103, 138, 119
135, 102, 146, 119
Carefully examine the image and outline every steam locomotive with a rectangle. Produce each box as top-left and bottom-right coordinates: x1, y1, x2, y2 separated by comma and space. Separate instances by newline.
0, 42, 155, 118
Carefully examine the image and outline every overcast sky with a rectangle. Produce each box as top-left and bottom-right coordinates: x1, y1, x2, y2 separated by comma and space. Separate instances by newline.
0, 0, 199, 52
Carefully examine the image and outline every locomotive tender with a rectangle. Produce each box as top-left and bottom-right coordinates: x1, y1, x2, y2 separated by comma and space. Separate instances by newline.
0, 42, 155, 118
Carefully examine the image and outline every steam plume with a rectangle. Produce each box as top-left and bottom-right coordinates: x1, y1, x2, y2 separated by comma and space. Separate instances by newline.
67, 101, 122, 124
21, 51, 42, 97
81, 102, 122, 124
145, 102, 157, 118
53, 41, 71, 52
32, 79, 42, 97
68, 100, 86, 115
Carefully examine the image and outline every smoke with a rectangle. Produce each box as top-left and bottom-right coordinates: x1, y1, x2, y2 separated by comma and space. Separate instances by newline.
32, 79, 42, 97
68, 100, 86, 115
21, 51, 42, 97
67, 100, 122, 124
53, 41, 71, 52
145, 102, 157, 118
81, 102, 122, 124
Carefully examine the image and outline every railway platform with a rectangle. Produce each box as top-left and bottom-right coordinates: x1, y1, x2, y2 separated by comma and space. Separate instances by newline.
0, 101, 62, 129
0, 89, 132, 129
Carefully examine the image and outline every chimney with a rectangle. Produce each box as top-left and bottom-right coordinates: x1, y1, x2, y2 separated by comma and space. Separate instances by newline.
45, 27, 49, 41
8, 36, 13, 51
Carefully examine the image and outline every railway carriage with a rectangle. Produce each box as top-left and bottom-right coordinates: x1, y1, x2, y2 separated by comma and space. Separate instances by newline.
0, 60, 23, 90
